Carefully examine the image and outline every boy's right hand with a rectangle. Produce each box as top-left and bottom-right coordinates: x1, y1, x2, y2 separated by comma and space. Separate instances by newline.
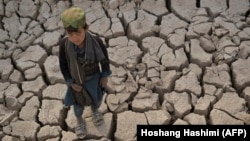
71, 83, 82, 92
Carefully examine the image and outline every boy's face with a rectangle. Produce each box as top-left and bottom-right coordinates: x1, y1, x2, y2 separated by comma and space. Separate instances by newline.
66, 28, 86, 47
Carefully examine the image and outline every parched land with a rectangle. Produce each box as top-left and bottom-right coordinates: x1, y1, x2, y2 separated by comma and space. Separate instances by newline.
0, 0, 250, 140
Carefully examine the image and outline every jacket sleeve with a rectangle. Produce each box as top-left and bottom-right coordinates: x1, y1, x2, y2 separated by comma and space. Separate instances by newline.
95, 36, 112, 77
59, 38, 73, 84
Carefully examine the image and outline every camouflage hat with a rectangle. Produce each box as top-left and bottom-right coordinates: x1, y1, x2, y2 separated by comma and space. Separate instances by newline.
61, 7, 86, 29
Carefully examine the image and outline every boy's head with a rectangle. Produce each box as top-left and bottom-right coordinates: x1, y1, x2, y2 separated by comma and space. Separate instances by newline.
61, 7, 88, 46
61, 7, 88, 32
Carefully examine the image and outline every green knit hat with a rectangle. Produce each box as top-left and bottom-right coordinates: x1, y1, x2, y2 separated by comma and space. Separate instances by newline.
61, 7, 86, 29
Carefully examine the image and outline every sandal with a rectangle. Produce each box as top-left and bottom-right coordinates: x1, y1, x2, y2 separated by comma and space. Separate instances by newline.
75, 122, 86, 139
92, 110, 104, 126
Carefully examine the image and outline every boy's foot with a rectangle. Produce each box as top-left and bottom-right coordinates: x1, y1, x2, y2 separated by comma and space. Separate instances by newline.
92, 110, 103, 126
75, 122, 86, 139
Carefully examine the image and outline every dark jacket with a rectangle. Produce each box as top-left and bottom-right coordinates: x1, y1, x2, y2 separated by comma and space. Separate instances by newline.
59, 35, 111, 83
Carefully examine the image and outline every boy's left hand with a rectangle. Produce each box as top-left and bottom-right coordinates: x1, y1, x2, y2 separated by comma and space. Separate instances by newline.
99, 77, 108, 88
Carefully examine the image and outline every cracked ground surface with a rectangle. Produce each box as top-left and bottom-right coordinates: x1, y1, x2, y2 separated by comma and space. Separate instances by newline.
0, 0, 250, 140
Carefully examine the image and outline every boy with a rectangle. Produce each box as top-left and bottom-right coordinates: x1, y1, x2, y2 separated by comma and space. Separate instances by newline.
59, 7, 112, 139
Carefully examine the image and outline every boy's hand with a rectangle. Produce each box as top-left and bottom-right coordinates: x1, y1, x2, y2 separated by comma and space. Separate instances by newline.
99, 77, 108, 88
71, 83, 82, 92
